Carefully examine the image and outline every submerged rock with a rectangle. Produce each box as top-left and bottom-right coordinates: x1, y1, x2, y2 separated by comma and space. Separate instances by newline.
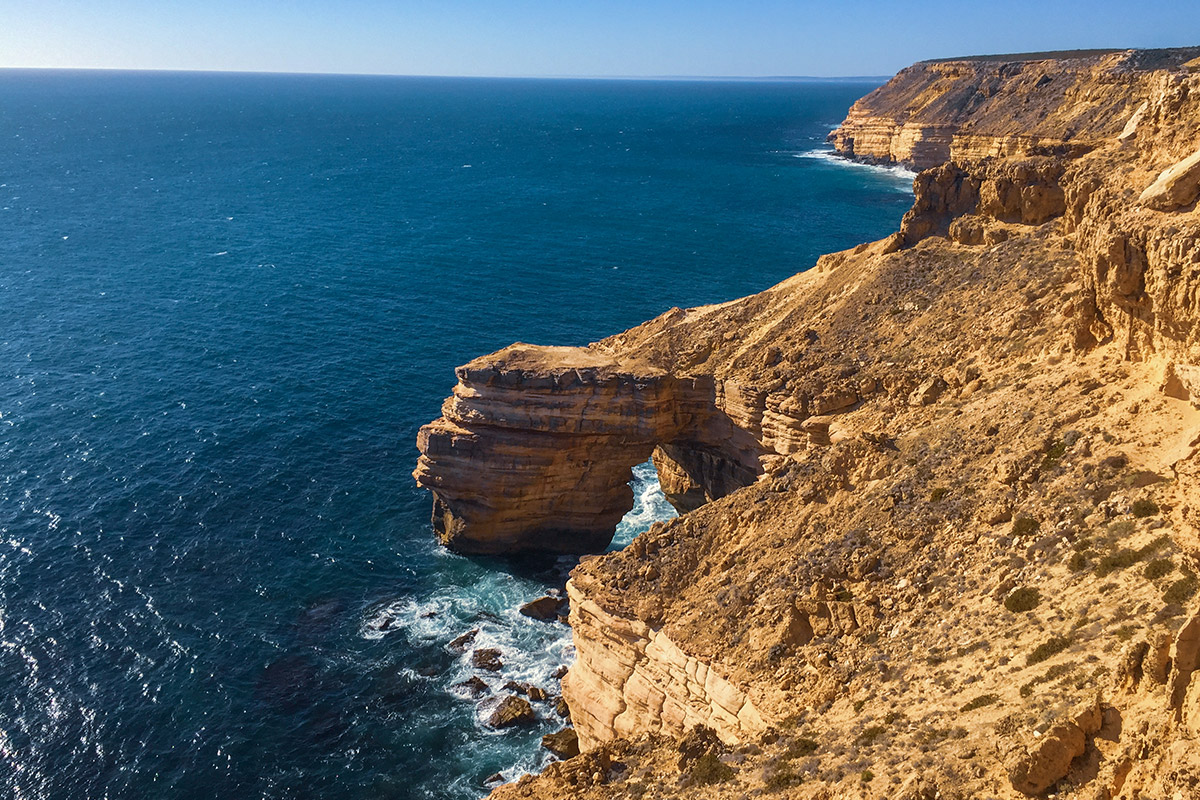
453, 676, 489, 697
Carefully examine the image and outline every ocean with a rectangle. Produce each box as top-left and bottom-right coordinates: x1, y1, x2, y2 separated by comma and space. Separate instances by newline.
0, 71, 912, 799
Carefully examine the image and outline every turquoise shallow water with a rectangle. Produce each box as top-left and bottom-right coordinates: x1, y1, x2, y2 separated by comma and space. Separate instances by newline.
0, 71, 911, 799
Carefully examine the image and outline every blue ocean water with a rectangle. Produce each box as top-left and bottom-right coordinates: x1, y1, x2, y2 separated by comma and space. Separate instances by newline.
0, 71, 912, 800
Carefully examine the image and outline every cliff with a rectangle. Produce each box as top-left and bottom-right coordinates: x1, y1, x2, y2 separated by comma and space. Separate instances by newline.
416, 47, 1200, 799
828, 47, 1200, 170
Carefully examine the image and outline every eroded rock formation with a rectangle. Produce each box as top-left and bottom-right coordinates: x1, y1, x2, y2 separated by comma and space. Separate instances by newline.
413, 344, 762, 553
829, 47, 1200, 170
414, 46, 1200, 800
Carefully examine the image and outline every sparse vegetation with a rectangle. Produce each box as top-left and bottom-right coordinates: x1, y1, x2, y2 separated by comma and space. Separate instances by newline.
1114, 624, 1138, 642
861, 769, 875, 783
856, 725, 887, 746
960, 693, 1000, 712
930, 486, 949, 502
783, 738, 819, 759
1027, 635, 1071, 666
1164, 576, 1199, 605
1131, 499, 1160, 518
766, 768, 804, 791
1094, 536, 1171, 577
1012, 516, 1040, 537
1040, 439, 1068, 470
1004, 587, 1041, 612
1106, 519, 1135, 538
691, 753, 733, 786
1095, 548, 1143, 577
1144, 558, 1175, 581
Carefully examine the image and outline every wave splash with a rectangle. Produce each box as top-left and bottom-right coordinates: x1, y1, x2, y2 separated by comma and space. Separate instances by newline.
356, 459, 677, 793
792, 148, 917, 191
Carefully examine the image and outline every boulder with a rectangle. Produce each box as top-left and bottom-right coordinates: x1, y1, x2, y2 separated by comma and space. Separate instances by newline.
1007, 696, 1101, 795
453, 676, 489, 697
447, 628, 478, 653
487, 695, 537, 728
472, 648, 503, 672
908, 376, 947, 406
520, 596, 567, 621
542, 728, 581, 759
1139, 147, 1200, 210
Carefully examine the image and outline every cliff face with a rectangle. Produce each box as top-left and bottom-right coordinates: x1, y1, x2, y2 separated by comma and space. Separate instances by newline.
829, 48, 1200, 170
412, 344, 764, 553
416, 47, 1200, 800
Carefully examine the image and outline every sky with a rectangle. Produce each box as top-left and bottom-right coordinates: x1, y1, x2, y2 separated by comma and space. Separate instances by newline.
3, 0, 1199, 78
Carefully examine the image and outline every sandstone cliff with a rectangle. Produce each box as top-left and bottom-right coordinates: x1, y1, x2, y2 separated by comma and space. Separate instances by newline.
829, 48, 1200, 170
417, 47, 1200, 799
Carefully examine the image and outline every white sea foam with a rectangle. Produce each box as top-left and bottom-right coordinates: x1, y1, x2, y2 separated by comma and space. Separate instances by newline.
793, 148, 917, 190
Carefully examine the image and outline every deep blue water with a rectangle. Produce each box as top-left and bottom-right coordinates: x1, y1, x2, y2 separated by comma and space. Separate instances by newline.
0, 71, 912, 800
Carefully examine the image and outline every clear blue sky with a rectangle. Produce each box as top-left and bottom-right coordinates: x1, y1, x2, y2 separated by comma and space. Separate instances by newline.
4, 0, 1198, 77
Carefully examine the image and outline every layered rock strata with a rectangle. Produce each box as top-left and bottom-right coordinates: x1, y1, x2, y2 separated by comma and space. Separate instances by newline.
413, 344, 763, 553
414, 46, 1200, 799
561, 576, 769, 750
829, 47, 1200, 170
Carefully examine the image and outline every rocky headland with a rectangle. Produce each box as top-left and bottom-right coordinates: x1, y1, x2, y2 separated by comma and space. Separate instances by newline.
417, 47, 1200, 798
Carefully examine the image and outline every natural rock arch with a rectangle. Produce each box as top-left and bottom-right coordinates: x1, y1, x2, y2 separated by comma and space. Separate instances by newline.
413, 344, 763, 554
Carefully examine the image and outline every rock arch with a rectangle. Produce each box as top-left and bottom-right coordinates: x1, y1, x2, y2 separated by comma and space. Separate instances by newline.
413, 344, 763, 554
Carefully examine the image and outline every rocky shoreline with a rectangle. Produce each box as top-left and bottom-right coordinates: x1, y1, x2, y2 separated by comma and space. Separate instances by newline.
418, 47, 1200, 798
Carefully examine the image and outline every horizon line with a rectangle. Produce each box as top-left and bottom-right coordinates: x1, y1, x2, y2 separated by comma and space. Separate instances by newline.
0, 65, 892, 82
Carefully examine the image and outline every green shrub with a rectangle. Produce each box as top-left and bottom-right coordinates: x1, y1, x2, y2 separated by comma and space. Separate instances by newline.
1027, 636, 1071, 666
1164, 577, 1199, 605
930, 486, 948, 502
861, 769, 875, 783
960, 693, 1000, 712
1144, 558, 1175, 582
1131, 499, 1160, 518
1012, 516, 1040, 537
691, 753, 733, 785
1004, 587, 1041, 613
1040, 440, 1068, 470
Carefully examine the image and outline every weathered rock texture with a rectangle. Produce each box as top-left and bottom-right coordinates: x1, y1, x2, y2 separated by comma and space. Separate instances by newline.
562, 574, 769, 751
414, 46, 1200, 800
830, 48, 1200, 170
413, 344, 762, 553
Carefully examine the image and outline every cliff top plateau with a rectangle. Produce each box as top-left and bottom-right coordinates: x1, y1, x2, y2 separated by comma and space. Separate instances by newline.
415, 47, 1200, 799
